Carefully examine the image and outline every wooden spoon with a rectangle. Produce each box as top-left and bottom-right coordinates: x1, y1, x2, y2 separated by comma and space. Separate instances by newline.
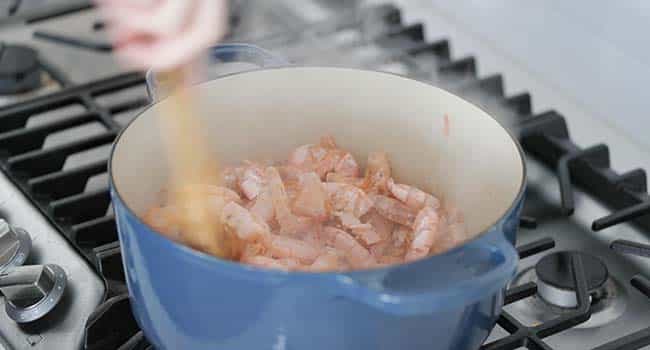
157, 68, 238, 260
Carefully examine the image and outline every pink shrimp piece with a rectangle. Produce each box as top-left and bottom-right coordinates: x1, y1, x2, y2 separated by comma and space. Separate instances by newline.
405, 207, 441, 262
243, 256, 290, 271
387, 179, 440, 211
323, 227, 376, 269
278, 165, 304, 184
288, 136, 357, 179
249, 186, 274, 224
265, 167, 314, 235
371, 194, 416, 227
362, 152, 391, 194
370, 224, 410, 260
287, 144, 327, 171
363, 210, 394, 241
277, 257, 304, 270
334, 152, 360, 177
309, 248, 343, 272
221, 202, 270, 242
292, 172, 330, 220
349, 223, 382, 246
240, 242, 266, 260
325, 172, 364, 187
221, 166, 244, 192
376, 255, 404, 266
264, 235, 321, 264
325, 183, 374, 218
143, 205, 181, 240
239, 163, 265, 200
334, 212, 382, 246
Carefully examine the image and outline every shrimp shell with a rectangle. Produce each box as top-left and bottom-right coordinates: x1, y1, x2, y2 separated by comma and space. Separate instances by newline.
292, 172, 330, 220
308, 248, 344, 272
243, 256, 290, 271
405, 207, 441, 261
264, 234, 321, 264
362, 152, 391, 194
323, 227, 376, 269
221, 202, 270, 242
325, 182, 373, 218
325, 172, 364, 187
266, 167, 315, 235
239, 163, 265, 200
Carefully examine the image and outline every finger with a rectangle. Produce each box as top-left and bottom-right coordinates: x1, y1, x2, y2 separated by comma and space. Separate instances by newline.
145, 0, 228, 71
101, 0, 195, 37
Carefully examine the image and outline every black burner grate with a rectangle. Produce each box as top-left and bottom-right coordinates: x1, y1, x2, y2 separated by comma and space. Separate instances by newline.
0, 3, 648, 350
481, 237, 594, 350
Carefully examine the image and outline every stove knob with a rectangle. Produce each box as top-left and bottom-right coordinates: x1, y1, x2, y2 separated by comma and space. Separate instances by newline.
0, 264, 67, 323
0, 219, 31, 273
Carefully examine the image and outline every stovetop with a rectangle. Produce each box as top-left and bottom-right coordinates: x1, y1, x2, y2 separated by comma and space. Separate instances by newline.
0, 1, 649, 349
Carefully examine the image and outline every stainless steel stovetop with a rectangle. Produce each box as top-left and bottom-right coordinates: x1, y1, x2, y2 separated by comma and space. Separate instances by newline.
0, 1, 649, 349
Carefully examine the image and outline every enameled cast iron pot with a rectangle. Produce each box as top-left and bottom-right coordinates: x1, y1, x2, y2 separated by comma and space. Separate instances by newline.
109, 50, 525, 350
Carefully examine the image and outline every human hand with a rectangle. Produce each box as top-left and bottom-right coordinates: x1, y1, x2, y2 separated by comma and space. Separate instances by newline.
96, 0, 229, 71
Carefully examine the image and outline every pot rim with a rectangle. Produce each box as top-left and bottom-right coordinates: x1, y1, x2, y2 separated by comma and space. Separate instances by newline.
108, 65, 527, 277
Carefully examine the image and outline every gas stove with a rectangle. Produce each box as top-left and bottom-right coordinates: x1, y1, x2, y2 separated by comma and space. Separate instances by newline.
0, 1, 649, 349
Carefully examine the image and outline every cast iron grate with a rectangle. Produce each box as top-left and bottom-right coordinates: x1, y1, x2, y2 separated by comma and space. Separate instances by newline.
0, 71, 147, 270
0, 2, 649, 349
481, 237, 594, 350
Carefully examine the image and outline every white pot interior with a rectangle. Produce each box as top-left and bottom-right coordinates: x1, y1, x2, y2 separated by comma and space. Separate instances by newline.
111, 67, 524, 237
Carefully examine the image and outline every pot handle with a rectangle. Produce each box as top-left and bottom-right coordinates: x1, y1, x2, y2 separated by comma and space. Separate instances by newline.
145, 43, 288, 102
331, 231, 519, 316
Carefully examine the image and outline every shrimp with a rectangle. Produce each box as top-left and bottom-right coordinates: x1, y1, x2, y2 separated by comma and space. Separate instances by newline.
241, 255, 290, 271
325, 182, 374, 218
349, 223, 382, 246
370, 224, 410, 260
240, 242, 266, 260
278, 165, 304, 184
362, 210, 394, 241
239, 162, 265, 200
264, 234, 321, 264
405, 207, 441, 262
325, 172, 364, 187
371, 194, 416, 227
266, 167, 315, 235
221, 202, 270, 242
249, 185, 275, 224
323, 227, 376, 269
221, 166, 244, 192
292, 172, 330, 220
309, 248, 344, 272
288, 136, 360, 179
387, 178, 440, 211
362, 152, 391, 194
334, 152, 360, 177
334, 212, 382, 246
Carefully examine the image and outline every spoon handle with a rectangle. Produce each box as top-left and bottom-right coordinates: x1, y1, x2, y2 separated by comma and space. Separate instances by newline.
157, 68, 232, 259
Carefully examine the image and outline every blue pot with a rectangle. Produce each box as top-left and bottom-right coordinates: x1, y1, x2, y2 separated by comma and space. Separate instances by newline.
110, 56, 525, 350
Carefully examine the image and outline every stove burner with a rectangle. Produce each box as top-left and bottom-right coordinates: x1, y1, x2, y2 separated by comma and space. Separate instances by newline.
536, 251, 608, 308
0, 44, 42, 94
0, 219, 31, 274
